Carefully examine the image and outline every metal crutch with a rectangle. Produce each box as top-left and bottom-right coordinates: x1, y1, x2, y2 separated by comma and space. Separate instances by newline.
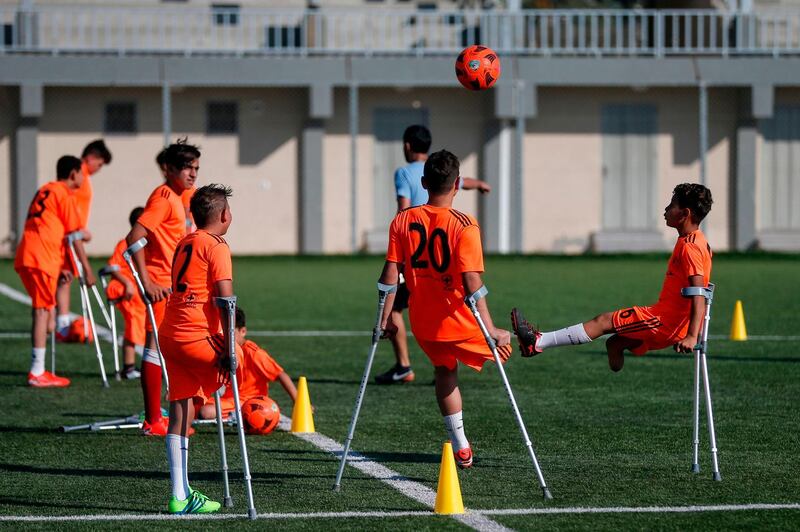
98, 265, 121, 380
66, 231, 109, 388
122, 237, 169, 392
681, 283, 722, 481
214, 388, 233, 508
333, 282, 396, 492
465, 285, 552, 500
216, 295, 256, 520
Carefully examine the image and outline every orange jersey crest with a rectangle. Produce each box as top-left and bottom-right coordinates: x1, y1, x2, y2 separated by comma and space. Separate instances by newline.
386, 205, 484, 341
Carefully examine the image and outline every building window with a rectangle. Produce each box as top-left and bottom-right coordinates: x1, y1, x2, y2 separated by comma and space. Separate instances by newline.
212, 4, 240, 26
206, 101, 238, 134
104, 102, 137, 134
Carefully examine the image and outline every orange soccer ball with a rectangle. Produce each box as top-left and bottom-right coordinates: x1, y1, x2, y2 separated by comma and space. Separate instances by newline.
455, 45, 501, 91
241, 396, 280, 435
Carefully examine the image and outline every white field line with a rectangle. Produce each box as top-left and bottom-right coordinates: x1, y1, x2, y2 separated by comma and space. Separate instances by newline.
275, 416, 510, 532
1, 503, 799, 523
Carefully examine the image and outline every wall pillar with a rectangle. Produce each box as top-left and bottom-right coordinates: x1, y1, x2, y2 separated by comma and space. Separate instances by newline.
300, 84, 333, 254
13, 83, 42, 244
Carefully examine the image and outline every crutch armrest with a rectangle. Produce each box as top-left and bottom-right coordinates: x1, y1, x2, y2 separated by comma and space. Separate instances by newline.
123, 237, 148, 258
464, 285, 489, 308
681, 286, 712, 300
98, 265, 120, 277
66, 230, 85, 243
377, 282, 397, 296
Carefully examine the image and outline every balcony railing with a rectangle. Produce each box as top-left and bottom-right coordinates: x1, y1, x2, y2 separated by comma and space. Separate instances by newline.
1, 6, 799, 57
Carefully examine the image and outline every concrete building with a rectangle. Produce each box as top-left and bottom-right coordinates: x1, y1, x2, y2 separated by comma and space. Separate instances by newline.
1, 3, 799, 256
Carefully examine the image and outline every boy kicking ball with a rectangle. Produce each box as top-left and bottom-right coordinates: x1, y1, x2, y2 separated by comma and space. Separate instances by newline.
378, 149, 511, 468
158, 184, 241, 514
511, 183, 714, 370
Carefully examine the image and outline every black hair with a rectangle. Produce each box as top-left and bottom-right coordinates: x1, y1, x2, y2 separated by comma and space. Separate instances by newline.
56, 155, 82, 180
673, 183, 713, 223
422, 150, 460, 195
163, 138, 201, 174
155, 148, 167, 168
81, 139, 112, 164
129, 206, 144, 227
403, 125, 432, 154
235, 306, 246, 329
190, 183, 232, 228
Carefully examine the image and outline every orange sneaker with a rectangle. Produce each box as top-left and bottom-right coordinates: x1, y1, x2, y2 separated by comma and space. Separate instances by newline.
28, 371, 71, 388
142, 417, 194, 437
454, 447, 473, 469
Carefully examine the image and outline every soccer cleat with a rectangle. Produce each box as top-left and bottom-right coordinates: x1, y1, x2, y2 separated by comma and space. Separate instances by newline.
142, 417, 169, 437
374, 364, 415, 385
28, 371, 71, 388
168, 489, 221, 515
454, 447, 473, 469
511, 308, 543, 357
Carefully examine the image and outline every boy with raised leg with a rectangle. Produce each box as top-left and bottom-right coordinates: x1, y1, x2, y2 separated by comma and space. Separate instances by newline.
511, 184, 714, 370
159, 184, 240, 514
378, 150, 511, 468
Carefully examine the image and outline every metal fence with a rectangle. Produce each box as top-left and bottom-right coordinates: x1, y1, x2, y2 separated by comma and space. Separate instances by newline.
1, 6, 800, 57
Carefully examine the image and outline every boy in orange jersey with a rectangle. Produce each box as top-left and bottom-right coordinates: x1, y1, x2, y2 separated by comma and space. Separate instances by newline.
378, 150, 512, 469
197, 306, 299, 420
55, 140, 112, 338
157, 147, 196, 234
105, 207, 147, 380
14, 156, 96, 387
158, 184, 238, 514
511, 183, 714, 371
126, 140, 199, 436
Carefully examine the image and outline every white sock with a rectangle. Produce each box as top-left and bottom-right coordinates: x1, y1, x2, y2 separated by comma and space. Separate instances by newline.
30, 347, 46, 376
143, 348, 161, 366
443, 411, 469, 452
56, 314, 71, 332
166, 434, 190, 500
538, 324, 593, 351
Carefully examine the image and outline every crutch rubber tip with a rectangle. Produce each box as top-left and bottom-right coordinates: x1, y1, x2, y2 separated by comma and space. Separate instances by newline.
223, 496, 233, 508
691, 464, 700, 473
247, 508, 258, 520
713, 472, 722, 481
102, 381, 110, 389
542, 488, 553, 500
115, 373, 122, 382
333, 484, 342, 492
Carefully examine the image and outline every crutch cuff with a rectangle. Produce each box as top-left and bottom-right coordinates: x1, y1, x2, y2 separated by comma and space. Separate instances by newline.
465, 285, 489, 307
681, 286, 712, 300
214, 295, 238, 308
99, 265, 120, 277
377, 282, 397, 295
123, 237, 148, 258
66, 230, 84, 243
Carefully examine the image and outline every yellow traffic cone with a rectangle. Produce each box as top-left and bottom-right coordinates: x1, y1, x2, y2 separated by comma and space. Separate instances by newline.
290, 376, 315, 433
434, 442, 465, 515
730, 300, 748, 341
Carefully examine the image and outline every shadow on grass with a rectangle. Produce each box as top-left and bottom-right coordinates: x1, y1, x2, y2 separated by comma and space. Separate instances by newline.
572, 351, 800, 364
309, 378, 434, 387
0, 425, 58, 434
0, 496, 140, 513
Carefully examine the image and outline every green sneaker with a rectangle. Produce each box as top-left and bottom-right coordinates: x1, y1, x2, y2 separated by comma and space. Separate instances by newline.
168, 489, 221, 514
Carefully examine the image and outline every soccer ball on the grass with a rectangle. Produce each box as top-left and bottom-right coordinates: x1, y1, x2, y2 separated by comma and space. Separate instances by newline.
241, 396, 280, 435
455, 45, 501, 91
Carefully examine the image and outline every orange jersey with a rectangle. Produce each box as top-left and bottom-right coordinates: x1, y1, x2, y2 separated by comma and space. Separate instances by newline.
222, 340, 283, 403
136, 184, 187, 286
159, 230, 233, 342
14, 181, 82, 278
73, 161, 93, 228
651, 230, 713, 325
386, 205, 484, 341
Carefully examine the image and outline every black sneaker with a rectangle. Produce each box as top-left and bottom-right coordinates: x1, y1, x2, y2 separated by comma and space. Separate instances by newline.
374, 364, 415, 385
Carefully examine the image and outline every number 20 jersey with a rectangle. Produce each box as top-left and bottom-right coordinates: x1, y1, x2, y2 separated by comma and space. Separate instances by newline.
386, 205, 484, 342
159, 230, 233, 342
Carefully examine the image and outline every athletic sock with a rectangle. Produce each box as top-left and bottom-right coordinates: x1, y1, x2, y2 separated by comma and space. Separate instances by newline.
30, 347, 46, 376
142, 349, 163, 423
538, 323, 593, 351
56, 314, 71, 334
443, 411, 469, 452
166, 434, 190, 500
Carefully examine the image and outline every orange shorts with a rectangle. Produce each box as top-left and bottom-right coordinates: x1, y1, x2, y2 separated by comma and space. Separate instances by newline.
17, 267, 57, 309
145, 298, 166, 333
612, 305, 684, 355
161, 334, 243, 402
107, 281, 146, 346
415, 333, 511, 371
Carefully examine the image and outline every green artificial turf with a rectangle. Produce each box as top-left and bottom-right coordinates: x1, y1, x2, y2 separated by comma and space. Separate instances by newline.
0, 254, 798, 530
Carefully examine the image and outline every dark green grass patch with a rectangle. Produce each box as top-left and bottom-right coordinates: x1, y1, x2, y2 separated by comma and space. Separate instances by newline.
0, 255, 798, 530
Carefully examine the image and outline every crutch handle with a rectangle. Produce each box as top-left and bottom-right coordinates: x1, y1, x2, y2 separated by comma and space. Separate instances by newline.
123, 237, 148, 259
66, 230, 85, 244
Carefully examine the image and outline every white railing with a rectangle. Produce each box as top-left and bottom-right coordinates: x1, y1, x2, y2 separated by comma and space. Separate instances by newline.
1, 6, 799, 56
